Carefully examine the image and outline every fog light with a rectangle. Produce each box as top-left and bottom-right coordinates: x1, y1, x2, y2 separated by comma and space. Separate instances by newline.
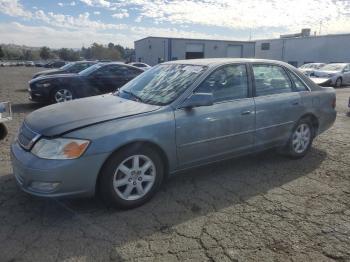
29, 181, 60, 192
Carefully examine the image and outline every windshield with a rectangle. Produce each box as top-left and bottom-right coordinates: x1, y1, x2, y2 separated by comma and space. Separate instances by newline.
320, 64, 346, 71
59, 63, 74, 70
78, 63, 103, 76
118, 64, 207, 105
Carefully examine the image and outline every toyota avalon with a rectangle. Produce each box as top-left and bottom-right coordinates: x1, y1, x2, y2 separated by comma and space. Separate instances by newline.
12, 59, 336, 209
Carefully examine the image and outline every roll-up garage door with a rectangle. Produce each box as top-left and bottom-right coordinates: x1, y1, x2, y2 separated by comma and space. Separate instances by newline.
227, 45, 242, 58
185, 43, 204, 59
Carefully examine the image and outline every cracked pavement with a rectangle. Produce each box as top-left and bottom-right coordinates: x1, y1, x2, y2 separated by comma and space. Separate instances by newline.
0, 67, 349, 262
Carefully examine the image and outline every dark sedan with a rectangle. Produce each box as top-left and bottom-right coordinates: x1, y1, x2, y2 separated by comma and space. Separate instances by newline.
43, 60, 66, 68
33, 61, 97, 79
28, 63, 144, 103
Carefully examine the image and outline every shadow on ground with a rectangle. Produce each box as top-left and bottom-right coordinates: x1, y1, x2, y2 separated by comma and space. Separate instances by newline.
11, 102, 45, 113
0, 147, 327, 260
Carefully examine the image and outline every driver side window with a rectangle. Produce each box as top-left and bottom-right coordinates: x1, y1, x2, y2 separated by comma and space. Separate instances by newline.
195, 64, 248, 102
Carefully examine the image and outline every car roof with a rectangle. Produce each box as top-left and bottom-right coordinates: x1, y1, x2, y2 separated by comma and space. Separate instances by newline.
163, 58, 291, 67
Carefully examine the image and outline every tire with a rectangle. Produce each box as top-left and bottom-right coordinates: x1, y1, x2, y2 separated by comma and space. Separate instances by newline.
51, 87, 75, 103
335, 77, 342, 88
98, 145, 164, 209
283, 118, 314, 159
0, 123, 8, 141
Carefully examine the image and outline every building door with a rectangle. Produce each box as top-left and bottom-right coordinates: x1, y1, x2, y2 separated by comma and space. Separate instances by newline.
185, 43, 204, 59
226, 45, 242, 58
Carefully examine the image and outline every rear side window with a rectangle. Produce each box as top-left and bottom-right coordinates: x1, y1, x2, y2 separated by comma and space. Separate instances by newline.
196, 64, 248, 102
289, 72, 308, 91
253, 64, 292, 96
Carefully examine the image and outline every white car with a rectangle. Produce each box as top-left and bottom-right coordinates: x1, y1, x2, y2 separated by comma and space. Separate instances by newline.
0, 102, 12, 140
129, 62, 151, 71
298, 63, 326, 76
310, 63, 350, 87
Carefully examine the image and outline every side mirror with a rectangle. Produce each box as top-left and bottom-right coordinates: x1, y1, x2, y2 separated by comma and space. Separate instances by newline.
179, 93, 214, 109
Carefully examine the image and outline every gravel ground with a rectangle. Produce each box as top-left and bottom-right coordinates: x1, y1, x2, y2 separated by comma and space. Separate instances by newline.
0, 67, 349, 262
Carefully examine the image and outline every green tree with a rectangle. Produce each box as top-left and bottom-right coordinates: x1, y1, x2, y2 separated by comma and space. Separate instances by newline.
40, 46, 51, 60
0, 46, 4, 59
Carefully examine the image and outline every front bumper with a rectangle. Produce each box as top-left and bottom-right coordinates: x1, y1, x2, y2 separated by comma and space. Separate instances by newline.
11, 142, 109, 198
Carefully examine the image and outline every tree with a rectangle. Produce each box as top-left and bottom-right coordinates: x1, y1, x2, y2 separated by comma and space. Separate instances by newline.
40, 46, 51, 60
0, 46, 4, 59
57, 48, 79, 61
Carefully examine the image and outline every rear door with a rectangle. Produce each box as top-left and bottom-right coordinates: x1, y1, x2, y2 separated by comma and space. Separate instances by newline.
342, 64, 350, 84
175, 64, 255, 167
252, 64, 303, 149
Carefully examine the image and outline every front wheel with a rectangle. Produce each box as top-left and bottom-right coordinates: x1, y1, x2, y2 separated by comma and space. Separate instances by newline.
98, 146, 164, 209
51, 87, 75, 103
284, 119, 314, 159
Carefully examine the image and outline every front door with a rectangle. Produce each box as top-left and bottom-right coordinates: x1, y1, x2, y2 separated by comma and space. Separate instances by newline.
175, 64, 255, 168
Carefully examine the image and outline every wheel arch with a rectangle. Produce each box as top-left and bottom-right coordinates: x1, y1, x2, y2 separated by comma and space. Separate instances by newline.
299, 113, 319, 136
95, 140, 170, 195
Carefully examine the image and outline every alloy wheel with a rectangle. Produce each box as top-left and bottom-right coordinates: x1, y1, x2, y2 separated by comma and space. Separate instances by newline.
54, 89, 73, 103
292, 123, 311, 154
113, 155, 156, 201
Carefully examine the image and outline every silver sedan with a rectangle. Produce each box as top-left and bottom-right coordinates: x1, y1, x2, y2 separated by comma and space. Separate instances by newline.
11, 59, 337, 209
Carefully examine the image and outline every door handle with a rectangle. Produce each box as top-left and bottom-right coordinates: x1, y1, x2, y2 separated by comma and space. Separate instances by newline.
241, 110, 252, 115
291, 101, 299, 105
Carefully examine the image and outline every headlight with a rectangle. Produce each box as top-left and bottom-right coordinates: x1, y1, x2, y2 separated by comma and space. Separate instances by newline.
36, 82, 51, 88
31, 138, 90, 159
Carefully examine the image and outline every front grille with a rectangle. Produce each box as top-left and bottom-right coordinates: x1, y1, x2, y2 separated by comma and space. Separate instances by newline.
17, 123, 40, 150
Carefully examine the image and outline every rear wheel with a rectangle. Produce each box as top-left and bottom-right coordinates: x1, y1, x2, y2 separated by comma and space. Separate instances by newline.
283, 118, 314, 159
98, 146, 164, 209
335, 77, 342, 88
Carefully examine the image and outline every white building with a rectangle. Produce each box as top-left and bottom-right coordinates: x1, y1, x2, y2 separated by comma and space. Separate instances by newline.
255, 32, 350, 67
134, 37, 256, 66
134, 30, 350, 67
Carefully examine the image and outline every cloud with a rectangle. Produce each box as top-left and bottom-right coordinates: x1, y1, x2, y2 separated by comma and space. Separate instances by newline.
112, 9, 129, 19
77, 0, 350, 33
79, 0, 119, 10
58, 1, 76, 7
93, 11, 101, 15
32, 10, 127, 31
0, 22, 131, 48
0, 0, 32, 19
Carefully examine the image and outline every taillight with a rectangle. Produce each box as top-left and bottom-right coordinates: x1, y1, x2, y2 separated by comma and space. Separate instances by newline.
332, 97, 336, 109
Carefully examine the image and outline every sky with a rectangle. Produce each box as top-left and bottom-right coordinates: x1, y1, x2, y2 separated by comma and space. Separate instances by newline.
1, 0, 350, 49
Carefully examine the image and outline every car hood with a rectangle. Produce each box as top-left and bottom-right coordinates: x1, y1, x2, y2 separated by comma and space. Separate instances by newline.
313, 70, 340, 77
34, 69, 62, 77
30, 73, 80, 84
24, 94, 161, 136
310, 77, 331, 85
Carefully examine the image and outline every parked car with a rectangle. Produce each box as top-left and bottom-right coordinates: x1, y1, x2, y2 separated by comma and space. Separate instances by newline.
25, 61, 35, 67
129, 62, 152, 71
298, 63, 325, 76
310, 63, 350, 87
0, 102, 12, 141
28, 62, 143, 103
32, 61, 97, 79
12, 59, 337, 209
43, 60, 66, 68
34, 61, 46, 67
